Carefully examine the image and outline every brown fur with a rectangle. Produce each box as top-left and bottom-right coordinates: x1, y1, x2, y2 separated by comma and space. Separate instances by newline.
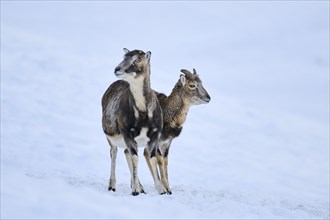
145, 68, 211, 194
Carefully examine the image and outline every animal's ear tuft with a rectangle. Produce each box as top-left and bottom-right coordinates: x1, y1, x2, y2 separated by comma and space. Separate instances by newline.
180, 74, 186, 86
123, 48, 130, 54
145, 51, 151, 62
193, 68, 197, 75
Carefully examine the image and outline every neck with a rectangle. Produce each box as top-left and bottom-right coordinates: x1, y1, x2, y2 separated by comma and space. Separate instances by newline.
166, 83, 191, 128
129, 66, 151, 112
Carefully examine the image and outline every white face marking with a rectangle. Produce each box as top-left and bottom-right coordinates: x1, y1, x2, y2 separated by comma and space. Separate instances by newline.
115, 55, 138, 78
134, 127, 150, 147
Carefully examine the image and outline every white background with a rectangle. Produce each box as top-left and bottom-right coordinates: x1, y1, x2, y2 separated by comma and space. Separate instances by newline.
1, 1, 329, 219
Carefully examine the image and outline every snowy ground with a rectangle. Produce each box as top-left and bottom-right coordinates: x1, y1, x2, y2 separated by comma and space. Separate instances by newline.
1, 1, 329, 219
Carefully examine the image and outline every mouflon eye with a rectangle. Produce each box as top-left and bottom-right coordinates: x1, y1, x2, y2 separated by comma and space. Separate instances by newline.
135, 58, 141, 63
189, 84, 196, 89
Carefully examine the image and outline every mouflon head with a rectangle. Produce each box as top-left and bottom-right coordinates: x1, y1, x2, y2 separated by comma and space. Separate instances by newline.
114, 48, 151, 83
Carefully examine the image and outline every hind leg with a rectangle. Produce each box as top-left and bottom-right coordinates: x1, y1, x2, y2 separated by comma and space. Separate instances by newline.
125, 148, 145, 194
145, 146, 167, 195
157, 141, 172, 194
157, 152, 171, 194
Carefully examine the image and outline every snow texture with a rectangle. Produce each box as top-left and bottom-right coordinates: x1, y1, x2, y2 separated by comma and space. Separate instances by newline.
1, 1, 329, 219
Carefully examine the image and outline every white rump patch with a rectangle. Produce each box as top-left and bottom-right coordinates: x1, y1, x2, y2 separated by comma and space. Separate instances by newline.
134, 127, 150, 147
107, 134, 126, 149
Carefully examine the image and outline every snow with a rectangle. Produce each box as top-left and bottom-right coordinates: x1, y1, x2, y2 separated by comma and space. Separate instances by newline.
1, 1, 329, 219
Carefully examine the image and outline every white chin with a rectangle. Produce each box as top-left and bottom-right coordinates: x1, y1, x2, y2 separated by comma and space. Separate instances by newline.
121, 73, 137, 83
116, 74, 124, 79
115, 71, 125, 78
191, 98, 204, 105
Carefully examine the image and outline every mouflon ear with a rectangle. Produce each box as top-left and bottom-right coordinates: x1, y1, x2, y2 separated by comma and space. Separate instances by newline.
145, 51, 151, 63
123, 48, 130, 54
180, 74, 186, 86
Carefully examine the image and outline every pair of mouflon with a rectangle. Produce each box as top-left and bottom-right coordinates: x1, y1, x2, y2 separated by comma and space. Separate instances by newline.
101, 48, 210, 196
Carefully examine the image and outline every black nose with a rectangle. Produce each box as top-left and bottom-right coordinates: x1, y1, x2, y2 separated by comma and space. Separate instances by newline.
206, 94, 211, 102
114, 67, 120, 72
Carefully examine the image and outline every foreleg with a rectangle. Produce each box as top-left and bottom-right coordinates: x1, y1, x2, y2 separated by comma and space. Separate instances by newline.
108, 143, 118, 192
